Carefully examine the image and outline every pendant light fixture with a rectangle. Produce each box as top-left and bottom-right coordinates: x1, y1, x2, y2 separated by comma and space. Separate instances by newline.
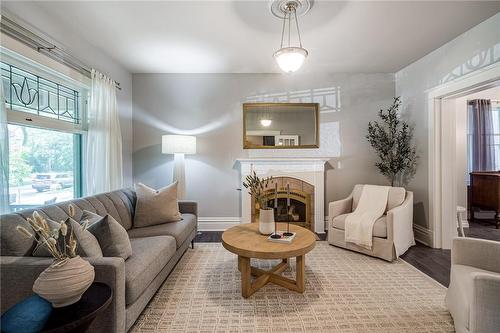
272, 0, 310, 73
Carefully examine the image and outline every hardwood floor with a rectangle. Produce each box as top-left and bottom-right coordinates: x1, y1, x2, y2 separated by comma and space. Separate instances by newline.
194, 221, 499, 288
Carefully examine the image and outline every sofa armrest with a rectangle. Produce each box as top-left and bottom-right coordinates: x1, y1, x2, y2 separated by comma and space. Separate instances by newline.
328, 196, 352, 222
452, 238, 500, 273
470, 272, 500, 333
178, 200, 198, 216
1, 256, 126, 333
386, 191, 415, 256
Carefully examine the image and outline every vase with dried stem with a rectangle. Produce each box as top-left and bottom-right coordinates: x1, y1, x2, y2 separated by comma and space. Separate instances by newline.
242, 171, 275, 235
16, 204, 95, 307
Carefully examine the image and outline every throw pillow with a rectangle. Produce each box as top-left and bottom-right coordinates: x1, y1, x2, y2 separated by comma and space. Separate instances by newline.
133, 182, 182, 228
33, 218, 103, 258
81, 210, 105, 225
88, 214, 132, 260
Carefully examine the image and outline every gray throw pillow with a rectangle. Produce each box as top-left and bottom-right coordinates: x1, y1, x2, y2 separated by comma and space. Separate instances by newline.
88, 214, 132, 260
134, 182, 182, 228
33, 218, 103, 258
81, 210, 105, 225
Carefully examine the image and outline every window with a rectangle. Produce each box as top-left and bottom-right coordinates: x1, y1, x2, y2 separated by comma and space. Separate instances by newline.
467, 101, 500, 177
2, 50, 88, 212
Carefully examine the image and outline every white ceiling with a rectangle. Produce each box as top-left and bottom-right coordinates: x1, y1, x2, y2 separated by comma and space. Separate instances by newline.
5, 1, 500, 73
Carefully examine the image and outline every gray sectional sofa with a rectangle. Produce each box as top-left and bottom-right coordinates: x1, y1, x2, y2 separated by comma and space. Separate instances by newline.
0, 188, 197, 332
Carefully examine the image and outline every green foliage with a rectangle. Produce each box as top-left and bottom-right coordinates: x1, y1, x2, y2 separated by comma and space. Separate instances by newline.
242, 171, 273, 210
23, 129, 74, 173
9, 148, 32, 186
367, 97, 418, 186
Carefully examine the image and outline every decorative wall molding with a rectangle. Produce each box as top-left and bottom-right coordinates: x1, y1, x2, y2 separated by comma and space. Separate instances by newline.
413, 224, 433, 247
198, 217, 241, 231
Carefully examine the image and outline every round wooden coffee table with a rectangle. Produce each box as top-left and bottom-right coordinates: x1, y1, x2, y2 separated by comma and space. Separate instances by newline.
222, 223, 316, 298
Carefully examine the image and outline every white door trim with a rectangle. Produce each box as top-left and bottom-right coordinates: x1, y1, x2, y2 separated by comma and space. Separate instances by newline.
427, 62, 500, 249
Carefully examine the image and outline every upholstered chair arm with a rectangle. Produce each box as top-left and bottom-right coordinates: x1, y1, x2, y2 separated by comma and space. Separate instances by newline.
470, 272, 500, 333
386, 191, 415, 256
452, 238, 500, 273
178, 200, 198, 216
328, 196, 353, 221
0, 256, 126, 333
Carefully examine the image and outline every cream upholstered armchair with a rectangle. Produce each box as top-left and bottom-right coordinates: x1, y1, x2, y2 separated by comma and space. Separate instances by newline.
328, 184, 415, 261
446, 238, 500, 333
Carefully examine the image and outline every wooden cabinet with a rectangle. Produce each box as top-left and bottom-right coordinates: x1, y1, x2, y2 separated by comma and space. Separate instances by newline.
470, 171, 500, 228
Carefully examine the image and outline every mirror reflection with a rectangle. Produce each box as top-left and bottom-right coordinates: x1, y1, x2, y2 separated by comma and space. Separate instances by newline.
243, 103, 319, 149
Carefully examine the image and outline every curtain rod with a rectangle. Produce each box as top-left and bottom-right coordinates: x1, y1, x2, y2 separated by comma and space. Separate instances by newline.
0, 15, 121, 90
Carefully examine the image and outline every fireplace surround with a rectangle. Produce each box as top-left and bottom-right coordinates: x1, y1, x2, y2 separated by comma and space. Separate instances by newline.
237, 158, 328, 233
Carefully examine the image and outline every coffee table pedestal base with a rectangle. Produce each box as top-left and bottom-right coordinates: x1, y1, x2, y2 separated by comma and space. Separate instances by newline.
237, 256, 305, 298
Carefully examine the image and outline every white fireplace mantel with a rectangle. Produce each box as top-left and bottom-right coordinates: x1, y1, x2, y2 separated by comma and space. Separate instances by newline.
236, 158, 329, 233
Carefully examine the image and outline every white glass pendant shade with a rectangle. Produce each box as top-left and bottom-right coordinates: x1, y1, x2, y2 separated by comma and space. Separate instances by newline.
273, 47, 308, 73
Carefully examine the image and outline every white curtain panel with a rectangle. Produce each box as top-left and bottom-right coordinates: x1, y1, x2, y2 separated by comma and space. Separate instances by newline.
0, 78, 10, 214
85, 69, 123, 195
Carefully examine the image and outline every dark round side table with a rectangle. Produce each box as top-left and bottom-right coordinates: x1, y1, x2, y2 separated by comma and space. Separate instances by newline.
1, 282, 112, 333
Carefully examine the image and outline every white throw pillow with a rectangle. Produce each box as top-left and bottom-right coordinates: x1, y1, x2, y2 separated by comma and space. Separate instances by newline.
133, 182, 182, 228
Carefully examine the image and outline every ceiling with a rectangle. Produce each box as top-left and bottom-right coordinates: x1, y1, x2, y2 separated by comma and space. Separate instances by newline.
4, 1, 500, 74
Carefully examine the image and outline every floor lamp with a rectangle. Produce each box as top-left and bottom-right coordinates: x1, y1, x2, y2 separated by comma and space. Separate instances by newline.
162, 134, 196, 200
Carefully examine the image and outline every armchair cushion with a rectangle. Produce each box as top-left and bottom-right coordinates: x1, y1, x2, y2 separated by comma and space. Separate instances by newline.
351, 185, 406, 212
331, 214, 387, 238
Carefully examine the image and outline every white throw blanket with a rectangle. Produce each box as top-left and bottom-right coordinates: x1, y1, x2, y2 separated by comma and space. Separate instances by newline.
345, 185, 390, 249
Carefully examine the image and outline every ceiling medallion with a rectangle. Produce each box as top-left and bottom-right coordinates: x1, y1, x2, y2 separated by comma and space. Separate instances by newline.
271, 0, 311, 73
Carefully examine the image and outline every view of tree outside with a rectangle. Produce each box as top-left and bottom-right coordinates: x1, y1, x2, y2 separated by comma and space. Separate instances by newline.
8, 124, 75, 209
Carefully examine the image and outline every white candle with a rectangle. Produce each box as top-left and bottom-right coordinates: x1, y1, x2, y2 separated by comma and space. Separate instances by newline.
274, 183, 278, 208
287, 184, 290, 206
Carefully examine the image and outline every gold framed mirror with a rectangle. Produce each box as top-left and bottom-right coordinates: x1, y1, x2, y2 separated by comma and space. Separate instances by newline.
243, 103, 319, 149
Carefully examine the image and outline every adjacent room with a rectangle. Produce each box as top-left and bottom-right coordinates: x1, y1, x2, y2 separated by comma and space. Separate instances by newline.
0, 1, 499, 332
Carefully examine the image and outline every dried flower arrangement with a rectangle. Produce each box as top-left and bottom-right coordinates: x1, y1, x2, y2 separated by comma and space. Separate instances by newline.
16, 204, 89, 265
242, 171, 273, 210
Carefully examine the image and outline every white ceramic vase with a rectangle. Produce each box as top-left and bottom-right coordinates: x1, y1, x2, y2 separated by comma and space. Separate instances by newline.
33, 256, 95, 307
259, 209, 275, 235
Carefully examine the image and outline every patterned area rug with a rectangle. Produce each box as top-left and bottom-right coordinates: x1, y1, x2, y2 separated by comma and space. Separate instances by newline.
131, 242, 454, 333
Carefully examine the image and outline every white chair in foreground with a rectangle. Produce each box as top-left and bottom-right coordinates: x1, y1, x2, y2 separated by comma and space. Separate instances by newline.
446, 237, 500, 333
328, 184, 415, 261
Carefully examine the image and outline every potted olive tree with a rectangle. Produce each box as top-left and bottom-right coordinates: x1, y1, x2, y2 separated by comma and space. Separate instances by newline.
243, 171, 274, 234
367, 97, 418, 186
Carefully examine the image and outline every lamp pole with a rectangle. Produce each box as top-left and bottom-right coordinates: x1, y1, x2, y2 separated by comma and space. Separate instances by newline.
173, 153, 186, 200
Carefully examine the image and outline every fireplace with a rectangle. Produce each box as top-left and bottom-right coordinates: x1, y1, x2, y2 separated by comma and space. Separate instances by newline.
251, 177, 314, 231
237, 158, 328, 234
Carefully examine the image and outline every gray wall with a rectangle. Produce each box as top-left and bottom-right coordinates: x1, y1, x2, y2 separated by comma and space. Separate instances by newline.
133, 73, 394, 218
395, 13, 500, 231
2, 1, 134, 187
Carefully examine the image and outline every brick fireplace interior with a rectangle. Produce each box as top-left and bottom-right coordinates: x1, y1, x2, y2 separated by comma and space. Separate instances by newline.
251, 177, 314, 231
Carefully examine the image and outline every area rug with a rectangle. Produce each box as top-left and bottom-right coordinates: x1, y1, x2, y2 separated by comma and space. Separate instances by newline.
130, 242, 454, 333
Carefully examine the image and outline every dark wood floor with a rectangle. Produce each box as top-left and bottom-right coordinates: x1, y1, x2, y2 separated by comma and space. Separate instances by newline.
194, 220, 499, 288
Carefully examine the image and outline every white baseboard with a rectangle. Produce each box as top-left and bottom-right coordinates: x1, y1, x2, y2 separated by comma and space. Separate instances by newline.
413, 224, 433, 247
198, 217, 241, 231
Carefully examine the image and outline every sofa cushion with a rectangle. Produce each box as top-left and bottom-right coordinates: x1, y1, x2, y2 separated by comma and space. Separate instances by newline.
33, 218, 103, 258
127, 214, 196, 248
331, 213, 387, 238
125, 236, 176, 305
0, 213, 36, 256
133, 182, 182, 228
88, 214, 132, 260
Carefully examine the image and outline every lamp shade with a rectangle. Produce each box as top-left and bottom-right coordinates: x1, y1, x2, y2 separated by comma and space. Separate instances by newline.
162, 135, 196, 154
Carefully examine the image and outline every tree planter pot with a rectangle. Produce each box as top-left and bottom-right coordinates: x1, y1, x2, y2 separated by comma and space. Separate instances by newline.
33, 256, 95, 307
259, 209, 275, 235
